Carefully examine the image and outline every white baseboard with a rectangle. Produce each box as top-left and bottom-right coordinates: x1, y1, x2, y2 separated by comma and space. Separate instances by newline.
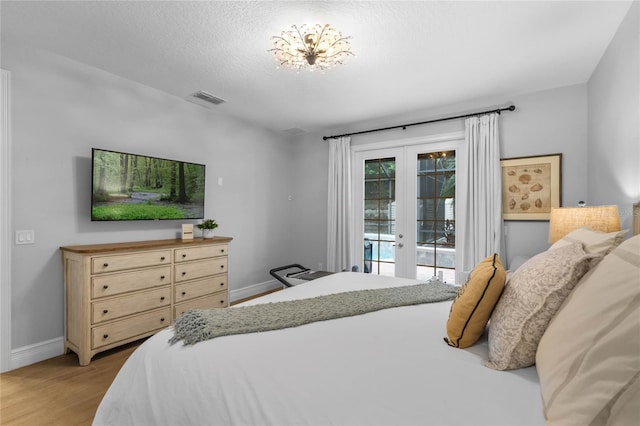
6, 281, 282, 371
10, 336, 65, 370
230, 279, 282, 302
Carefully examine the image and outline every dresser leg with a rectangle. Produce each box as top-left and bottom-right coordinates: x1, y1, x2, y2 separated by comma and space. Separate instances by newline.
78, 353, 91, 366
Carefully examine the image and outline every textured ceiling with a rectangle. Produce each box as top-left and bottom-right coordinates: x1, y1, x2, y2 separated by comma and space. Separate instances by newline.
0, 1, 633, 134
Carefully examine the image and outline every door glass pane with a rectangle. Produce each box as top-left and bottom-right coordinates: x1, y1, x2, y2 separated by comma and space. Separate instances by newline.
416, 151, 456, 283
417, 220, 436, 243
364, 219, 380, 234
363, 157, 396, 276
364, 181, 379, 198
364, 200, 379, 219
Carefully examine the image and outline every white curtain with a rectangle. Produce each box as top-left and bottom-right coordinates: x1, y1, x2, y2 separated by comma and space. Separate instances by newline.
326, 136, 352, 272
458, 113, 503, 279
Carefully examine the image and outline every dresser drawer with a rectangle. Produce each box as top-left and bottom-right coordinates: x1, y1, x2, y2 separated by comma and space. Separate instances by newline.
92, 266, 171, 298
92, 287, 171, 324
174, 292, 227, 318
175, 244, 228, 262
175, 257, 227, 282
92, 250, 172, 274
175, 276, 227, 303
92, 307, 171, 349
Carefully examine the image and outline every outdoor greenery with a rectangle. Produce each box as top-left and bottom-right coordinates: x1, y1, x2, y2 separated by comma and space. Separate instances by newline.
92, 204, 186, 220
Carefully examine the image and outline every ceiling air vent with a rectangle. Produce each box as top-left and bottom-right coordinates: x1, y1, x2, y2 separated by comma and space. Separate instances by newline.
186, 91, 226, 109
191, 91, 226, 105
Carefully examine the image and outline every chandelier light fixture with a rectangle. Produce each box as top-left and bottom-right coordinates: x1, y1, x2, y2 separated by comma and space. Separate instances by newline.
269, 23, 353, 71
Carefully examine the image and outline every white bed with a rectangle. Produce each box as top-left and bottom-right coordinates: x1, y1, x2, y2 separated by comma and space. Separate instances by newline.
93, 272, 544, 426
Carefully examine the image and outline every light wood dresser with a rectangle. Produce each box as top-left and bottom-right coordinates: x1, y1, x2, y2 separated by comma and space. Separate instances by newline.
60, 237, 232, 366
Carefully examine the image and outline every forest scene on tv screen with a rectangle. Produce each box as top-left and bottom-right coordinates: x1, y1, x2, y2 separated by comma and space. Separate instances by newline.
92, 149, 205, 221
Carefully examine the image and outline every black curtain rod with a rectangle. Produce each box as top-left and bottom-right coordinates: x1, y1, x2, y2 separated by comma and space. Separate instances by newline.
322, 105, 516, 141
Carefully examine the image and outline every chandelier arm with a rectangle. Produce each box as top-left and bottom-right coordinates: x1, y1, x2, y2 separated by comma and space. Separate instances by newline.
327, 36, 352, 48
268, 48, 289, 57
323, 50, 354, 58
273, 51, 296, 59
293, 25, 312, 54
271, 35, 293, 45
319, 36, 353, 60
315, 24, 330, 46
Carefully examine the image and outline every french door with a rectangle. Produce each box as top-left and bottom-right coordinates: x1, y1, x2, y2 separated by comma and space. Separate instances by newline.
356, 148, 404, 277
352, 138, 463, 281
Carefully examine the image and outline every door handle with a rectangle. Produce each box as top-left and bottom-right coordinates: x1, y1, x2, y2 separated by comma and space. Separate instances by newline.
397, 243, 404, 248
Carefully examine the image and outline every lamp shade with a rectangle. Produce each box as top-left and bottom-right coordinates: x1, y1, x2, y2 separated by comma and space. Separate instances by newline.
548, 205, 621, 243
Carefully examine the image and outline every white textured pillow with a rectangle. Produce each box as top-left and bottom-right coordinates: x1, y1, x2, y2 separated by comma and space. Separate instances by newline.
484, 242, 592, 370
550, 226, 624, 260
537, 235, 640, 426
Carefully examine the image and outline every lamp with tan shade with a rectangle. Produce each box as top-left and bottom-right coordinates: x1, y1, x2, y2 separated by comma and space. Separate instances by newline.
548, 205, 621, 244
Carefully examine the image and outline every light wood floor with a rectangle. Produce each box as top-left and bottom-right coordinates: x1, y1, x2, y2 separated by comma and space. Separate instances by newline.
0, 340, 142, 425
0, 289, 281, 425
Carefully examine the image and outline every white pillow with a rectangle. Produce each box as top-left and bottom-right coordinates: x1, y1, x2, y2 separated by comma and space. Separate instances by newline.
550, 226, 625, 258
536, 235, 640, 425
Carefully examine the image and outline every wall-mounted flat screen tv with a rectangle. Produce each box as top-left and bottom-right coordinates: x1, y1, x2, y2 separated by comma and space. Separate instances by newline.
91, 148, 206, 221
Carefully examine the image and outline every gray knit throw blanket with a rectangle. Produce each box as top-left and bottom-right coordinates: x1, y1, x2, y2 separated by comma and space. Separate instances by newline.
169, 282, 458, 345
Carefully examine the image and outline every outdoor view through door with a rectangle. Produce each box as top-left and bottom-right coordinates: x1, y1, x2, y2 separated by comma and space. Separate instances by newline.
416, 151, 456, 283
364, 158, 396, 275
363, 150, 456, 282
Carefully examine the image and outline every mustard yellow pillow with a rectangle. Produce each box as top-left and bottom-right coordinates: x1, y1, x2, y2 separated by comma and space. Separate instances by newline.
444, 254, 506, 348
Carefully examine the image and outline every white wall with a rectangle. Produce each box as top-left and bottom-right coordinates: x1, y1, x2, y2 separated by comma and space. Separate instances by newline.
292, 84, 590, 271
588, 1, 640, 230
3, 43, 295, 358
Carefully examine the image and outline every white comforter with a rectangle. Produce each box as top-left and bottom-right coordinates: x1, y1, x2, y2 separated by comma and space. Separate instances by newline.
93, 272, 544, 426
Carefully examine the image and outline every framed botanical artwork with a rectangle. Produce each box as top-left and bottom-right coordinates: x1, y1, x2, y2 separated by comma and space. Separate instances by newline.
500, 153, 562, 221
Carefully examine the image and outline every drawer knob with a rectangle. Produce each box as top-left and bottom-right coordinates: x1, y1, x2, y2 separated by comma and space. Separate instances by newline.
103, 285, 109, 289
103, 309, 108, 314
160, 317, 165, 322
182, 272, 187, 276
160, 296, 165, 301
103, 263, 109, 268
220, 282, 224, 287
182, 291, 186, 296
160, 256, 165, 261
160, 275, 165, 280
182, 254, 187, 258
220, 300, 225, 304
221, 249, 225, 253
103, 334, 109, 339
220, 265, 225, 269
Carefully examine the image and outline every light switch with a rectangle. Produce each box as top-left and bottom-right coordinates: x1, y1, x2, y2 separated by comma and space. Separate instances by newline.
15, 230, 35, 245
